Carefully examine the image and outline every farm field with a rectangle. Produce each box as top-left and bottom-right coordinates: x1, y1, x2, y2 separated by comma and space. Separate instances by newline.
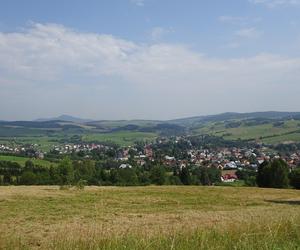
0, 155, 56, 167
0, 186, 299, 249
82, 131, 158, 146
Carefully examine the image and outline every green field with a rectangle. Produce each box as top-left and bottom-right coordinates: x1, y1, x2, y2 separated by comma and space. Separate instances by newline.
0, 155, 56, 167
82, 131, 157, 146
195, 120, 300, 144
0, 136, 60, 152
0, 186, 299, 249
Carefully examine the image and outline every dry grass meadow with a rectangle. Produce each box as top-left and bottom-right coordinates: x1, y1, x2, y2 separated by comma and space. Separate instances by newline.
0, 186, 299, 249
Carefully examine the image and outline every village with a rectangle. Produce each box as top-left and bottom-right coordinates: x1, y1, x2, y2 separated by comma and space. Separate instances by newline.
1, 135, 300, 184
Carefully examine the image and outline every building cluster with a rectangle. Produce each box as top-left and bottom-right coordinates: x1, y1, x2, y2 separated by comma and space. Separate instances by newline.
52, 143, 111, 154
0, 143, 45, 159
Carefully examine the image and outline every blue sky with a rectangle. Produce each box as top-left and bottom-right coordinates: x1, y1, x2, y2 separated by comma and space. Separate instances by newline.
1, 0, 300, 120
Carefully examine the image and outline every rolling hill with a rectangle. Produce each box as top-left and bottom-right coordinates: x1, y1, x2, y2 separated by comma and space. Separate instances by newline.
1, 111, 300, 147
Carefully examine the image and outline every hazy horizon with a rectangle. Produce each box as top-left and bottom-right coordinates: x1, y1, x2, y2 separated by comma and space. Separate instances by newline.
1, 0, 300, 120
1, 110, 300, 122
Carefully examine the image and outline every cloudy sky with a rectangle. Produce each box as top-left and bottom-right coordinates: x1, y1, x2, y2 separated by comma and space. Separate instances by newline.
1, 0, 300, 120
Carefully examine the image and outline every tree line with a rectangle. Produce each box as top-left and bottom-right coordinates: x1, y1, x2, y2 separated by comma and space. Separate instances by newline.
0, 158, 299, 189
0, 158, 221, 186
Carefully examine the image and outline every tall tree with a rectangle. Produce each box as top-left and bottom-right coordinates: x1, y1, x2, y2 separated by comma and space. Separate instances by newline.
179, 167, 191, 185
256, 159, 289, 188
200, 167, 211, 186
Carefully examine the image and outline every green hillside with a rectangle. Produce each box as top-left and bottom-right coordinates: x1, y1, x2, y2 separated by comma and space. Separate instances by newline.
193, 119, 300, 144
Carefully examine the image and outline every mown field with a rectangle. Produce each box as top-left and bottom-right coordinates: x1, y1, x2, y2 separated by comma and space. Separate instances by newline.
0, 186, 299, 249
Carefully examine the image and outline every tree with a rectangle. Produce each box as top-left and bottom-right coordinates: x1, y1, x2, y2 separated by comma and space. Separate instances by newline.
73, 160, 96, 184
236, 169, 256, 186
256, 159, 289, 188
256, 161, 269, 187
137, 170, 151, 185
117, 168, 138, 186
290, 168, 300, 189
25, 160, 34, 170
199, 167, 211, 186
179, 167, 191, 185
49, 165, 60, 184
268, 159, 289, 188
57, 157, 74, 185
207, 167, 221, 184
20, 171, 37, 185
150, 165, 166, 185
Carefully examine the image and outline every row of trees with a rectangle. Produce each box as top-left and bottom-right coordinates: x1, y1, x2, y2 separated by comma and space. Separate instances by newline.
0, 159, 221, 186
1, 158, 299, 189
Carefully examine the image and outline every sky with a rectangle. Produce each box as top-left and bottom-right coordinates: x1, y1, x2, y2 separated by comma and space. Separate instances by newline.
1, 0, 300, 120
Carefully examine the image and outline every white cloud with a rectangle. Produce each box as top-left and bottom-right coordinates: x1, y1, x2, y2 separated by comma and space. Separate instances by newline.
249, 0, 300, 8
130, 0, 145, 6
1, 23, 300, 119
235, 27, 263, 39
150, 27, 173, 41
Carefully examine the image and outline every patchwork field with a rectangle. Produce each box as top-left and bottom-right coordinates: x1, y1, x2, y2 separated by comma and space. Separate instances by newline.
0, 186, 299, 249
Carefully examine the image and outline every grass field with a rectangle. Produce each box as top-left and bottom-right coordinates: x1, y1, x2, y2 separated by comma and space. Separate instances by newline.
195, 120, 300, 144
0, 186, 299, 249
0, 155, 56, 167
82, 131, 157, 146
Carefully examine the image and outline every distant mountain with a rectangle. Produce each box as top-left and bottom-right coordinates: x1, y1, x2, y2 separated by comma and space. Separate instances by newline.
5, 111, 300, 129
35, 114, 94, 123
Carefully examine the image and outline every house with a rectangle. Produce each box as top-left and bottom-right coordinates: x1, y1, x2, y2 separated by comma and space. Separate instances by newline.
221, 173, 238, 182
165, 156, 175, 161
119, 164, 133, 169
224, 161, 237, 169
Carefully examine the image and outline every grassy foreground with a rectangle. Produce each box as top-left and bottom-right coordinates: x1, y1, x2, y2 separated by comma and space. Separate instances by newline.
0, 186, 299, 250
